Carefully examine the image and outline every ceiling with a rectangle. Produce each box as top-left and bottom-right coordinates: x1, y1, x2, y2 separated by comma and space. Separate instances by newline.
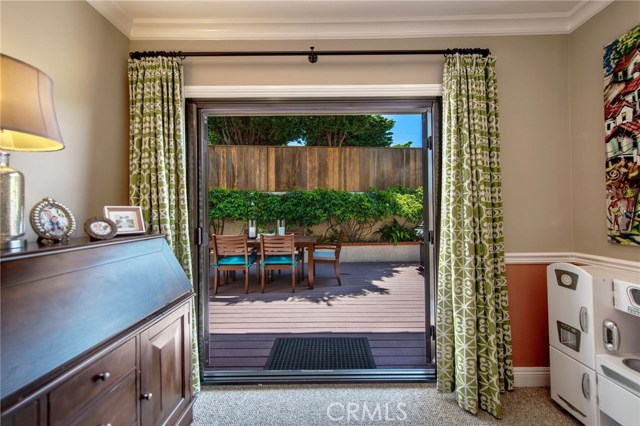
87, 0, 614, 40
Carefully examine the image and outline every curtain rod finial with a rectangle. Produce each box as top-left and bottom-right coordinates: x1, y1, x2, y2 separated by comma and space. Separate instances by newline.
308, 46, 318, 64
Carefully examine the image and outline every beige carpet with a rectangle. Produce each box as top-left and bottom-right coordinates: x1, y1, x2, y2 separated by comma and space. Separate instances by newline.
192, 384, 580, 425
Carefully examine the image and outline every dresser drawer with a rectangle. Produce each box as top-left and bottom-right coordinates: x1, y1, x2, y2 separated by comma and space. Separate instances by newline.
71, 371, 137, 426
1, 400, 40, 426
49, 338, 136, 425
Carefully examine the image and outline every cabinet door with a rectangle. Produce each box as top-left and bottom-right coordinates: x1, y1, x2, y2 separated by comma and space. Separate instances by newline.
547, 264, 596, 369
140, 303, 192, 426
549, 347, 598, 425
597, 375, 640, 426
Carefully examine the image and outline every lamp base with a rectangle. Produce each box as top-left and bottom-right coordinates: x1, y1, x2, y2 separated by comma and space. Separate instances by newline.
1, 238, 27, 250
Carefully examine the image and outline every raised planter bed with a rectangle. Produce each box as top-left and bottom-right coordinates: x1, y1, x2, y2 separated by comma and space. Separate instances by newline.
340, 241, 420, 263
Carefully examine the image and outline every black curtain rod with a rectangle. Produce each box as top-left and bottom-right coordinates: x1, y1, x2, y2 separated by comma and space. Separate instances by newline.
129, 47, 490, 63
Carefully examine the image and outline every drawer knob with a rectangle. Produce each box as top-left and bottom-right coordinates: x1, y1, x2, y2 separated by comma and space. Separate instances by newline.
142, 393, 153, 400
97, 372, 111, 381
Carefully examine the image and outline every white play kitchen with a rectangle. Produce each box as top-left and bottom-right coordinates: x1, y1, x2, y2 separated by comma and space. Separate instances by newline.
547, 263, 640, 426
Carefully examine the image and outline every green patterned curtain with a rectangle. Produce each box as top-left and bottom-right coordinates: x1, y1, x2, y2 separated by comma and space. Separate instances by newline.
436, 53, 514, 418
128, 56, 200, 394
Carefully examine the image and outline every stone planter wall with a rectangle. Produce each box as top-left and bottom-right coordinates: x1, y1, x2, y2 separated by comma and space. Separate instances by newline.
339, 242, 420, 263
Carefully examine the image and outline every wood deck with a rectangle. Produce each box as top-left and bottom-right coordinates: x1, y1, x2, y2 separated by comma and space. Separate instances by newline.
208, 262, 428, 371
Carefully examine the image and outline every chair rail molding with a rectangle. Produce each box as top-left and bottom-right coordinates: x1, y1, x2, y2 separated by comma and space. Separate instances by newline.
505, 252, 640, 273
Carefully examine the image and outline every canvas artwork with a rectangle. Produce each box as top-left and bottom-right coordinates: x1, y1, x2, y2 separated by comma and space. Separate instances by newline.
604, 23, 640, 245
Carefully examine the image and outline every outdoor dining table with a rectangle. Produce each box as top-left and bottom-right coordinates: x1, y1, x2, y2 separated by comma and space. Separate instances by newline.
247, 235, 318, 289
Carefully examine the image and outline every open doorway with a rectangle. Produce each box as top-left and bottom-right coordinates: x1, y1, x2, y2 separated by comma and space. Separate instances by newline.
186, 98, 438, 383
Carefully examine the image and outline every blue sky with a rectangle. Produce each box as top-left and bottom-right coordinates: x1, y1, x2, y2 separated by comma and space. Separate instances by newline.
383, 114, 423, 147
287, 114, 424, 147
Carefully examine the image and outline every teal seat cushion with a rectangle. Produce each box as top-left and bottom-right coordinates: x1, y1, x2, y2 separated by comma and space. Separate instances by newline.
313, 251, 336, 260
214, 252, 257, 267
262, 255, 295, 266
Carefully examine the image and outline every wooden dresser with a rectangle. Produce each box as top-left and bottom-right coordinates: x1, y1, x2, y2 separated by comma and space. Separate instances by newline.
0, 235, 195, 426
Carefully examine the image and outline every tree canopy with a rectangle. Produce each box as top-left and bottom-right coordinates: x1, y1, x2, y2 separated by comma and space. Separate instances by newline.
207, 116, 301, 146
207, 115, 396, 147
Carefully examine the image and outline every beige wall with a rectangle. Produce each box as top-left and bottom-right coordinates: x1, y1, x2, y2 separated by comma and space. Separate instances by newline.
570, 0, 640, 262
132, 35, 573, 253
3, 1, 631, 258
1, 0, 129, 242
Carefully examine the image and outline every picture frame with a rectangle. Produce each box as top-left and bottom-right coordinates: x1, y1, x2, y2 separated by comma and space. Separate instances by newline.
83, 217, 118, 241
30, 197, 76, 243
103, 206, 146, 235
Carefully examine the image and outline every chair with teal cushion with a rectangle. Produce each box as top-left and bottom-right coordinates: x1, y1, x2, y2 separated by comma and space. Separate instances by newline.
210, 234, 258, 294
313, 230, 345, 286
259, 234, 297, 293
290, 228, 306, 283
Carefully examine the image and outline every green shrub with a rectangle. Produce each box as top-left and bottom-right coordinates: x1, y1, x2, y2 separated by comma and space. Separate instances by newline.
208, 187, 423, 242
374, 218, 420, 245
321, 190, 395, 242
280, 190, 326, 228
208, 189, 249, 234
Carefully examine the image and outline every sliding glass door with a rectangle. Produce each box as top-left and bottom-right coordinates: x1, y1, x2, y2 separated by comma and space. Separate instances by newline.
186, 98, 439, 383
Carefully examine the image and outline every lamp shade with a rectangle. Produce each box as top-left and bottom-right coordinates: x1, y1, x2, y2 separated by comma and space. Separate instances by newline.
0, 54, 64, 151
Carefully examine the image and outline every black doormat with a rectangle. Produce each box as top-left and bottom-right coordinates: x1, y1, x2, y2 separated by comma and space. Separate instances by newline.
264, 337, 376, 370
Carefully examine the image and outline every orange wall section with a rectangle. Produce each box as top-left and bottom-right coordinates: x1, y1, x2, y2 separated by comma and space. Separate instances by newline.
506, 263, 550, 367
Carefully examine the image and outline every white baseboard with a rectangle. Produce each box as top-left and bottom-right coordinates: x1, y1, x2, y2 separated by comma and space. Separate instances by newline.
513, 367, 550, 387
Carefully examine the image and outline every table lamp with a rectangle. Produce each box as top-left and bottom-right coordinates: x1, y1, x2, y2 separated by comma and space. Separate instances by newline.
0, 54, 64, 250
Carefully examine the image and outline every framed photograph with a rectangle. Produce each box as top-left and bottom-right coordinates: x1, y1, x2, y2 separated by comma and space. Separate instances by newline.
30, 197, 76, 242
84, 217, 118, 240
103, 206, 146, 235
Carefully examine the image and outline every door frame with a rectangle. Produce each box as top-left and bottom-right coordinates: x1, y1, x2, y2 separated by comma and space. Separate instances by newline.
185, 89, 440, 384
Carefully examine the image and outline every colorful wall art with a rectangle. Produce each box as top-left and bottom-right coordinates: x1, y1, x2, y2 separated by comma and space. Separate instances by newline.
604, 23, 640, 245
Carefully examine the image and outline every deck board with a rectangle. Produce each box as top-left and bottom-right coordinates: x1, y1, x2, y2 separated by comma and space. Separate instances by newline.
208, 262, 428, 370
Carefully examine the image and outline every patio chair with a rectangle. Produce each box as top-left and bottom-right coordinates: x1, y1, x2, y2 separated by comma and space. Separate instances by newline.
210, 234, 258, 294
313, 230, 345, 286
290, 228, 306, 282
260, 234, 297, 293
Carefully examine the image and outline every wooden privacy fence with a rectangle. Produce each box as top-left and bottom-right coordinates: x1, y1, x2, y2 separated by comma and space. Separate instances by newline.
209, 146, 423, 191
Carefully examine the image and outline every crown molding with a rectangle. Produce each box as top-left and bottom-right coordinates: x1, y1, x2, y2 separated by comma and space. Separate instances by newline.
87, 0, 132, 37
184, 84, 443, 99
88, 1, 615, 41
131, 16, 570, 40
567, 0, 614, 33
